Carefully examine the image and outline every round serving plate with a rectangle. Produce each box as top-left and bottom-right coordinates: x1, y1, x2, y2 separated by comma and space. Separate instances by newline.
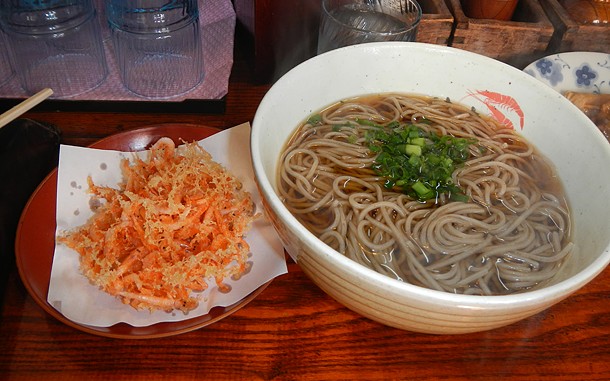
15, 124, 272, 339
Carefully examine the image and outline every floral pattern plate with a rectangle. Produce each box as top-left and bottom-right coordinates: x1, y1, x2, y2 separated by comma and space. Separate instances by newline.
524, 52, 610, 95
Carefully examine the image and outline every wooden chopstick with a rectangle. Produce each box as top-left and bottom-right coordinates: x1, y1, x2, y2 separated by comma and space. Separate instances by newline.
0, 88, 53, 129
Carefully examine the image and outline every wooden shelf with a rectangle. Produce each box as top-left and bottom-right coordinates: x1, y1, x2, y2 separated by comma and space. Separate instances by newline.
447, 0, 554, 68
539, 0, 610, 54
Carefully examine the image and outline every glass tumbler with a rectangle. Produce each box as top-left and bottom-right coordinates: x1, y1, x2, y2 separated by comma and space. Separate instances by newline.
0, 0, 109, 98
106, 0, 205, 99
317, 0, 422, 54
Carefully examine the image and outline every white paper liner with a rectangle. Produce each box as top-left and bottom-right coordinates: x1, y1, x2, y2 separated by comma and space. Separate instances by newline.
47, 123, 287, 327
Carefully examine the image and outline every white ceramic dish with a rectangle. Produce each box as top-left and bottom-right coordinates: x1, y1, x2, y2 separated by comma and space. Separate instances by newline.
251, 42, 610, 334
524, 51, 610, 95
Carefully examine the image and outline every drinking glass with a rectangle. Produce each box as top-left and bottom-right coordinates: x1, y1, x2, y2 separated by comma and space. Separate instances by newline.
106, 0, 205, 99
317, 0, 422, 54
0, 0, 109, 98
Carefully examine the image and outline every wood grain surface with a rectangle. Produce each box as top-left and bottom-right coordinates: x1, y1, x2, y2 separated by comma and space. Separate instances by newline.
1, 32, 610, 381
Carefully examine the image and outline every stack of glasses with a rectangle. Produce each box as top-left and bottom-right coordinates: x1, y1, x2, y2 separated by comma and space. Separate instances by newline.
0, 0, 108, 98
0, 0, 205, 100
106, 0, 205, 99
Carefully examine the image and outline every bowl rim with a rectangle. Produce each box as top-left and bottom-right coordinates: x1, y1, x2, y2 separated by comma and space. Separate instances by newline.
251, 41, 610, 308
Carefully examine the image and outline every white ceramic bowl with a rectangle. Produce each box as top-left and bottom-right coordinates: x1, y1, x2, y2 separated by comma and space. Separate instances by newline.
251, 42, 610, 334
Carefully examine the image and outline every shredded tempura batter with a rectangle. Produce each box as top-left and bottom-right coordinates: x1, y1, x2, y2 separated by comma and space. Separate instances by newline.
58, 138, 257, 314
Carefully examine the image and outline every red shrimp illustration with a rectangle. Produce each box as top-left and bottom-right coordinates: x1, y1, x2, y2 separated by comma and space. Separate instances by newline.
459, 90, 525, 130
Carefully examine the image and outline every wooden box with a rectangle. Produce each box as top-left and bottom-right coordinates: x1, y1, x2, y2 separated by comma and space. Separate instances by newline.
447, 0, 555, 68
234, 0, 455, 84
538, 0, 610, 54
416, 0, 455, 45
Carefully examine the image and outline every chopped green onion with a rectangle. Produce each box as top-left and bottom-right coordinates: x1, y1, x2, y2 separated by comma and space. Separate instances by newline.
307, 114, 322, 126
332, 121, 355, 131
405, 144, 422, 157
410, 137, 426, 147
369, 144, 382, 153
412, 182, 434, 199
364, 123, 478, 201
450, 193, 470, 203
355, 118, 384, 128
426, 155, 440, 165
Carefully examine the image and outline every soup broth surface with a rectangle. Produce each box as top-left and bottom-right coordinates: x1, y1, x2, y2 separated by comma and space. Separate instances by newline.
277, 93, 573, 295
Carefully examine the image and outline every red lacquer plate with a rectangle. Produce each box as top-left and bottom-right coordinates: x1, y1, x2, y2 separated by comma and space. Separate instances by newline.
15, 124, 272, 339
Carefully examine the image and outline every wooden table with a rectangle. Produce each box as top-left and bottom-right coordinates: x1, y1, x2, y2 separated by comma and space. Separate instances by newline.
2, 36, 610, 381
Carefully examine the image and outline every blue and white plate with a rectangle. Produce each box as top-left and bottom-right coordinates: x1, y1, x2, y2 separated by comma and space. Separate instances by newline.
524, 52, 610, 95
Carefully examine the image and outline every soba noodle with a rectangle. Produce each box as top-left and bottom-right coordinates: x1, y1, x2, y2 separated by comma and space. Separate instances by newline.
278, 93, 573, 295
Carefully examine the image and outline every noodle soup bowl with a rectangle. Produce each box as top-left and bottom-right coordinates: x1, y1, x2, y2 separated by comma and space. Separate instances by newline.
251, 42, 610, 334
